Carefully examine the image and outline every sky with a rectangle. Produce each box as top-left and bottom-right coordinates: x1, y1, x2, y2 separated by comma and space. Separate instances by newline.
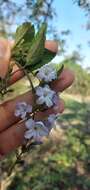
52, 0, 90, 68
12, 0, 90, 68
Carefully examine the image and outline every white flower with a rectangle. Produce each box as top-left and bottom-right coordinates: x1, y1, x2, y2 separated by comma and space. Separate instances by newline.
44, 114, 59, 132
36, 85, 55, 108
24, 119, 49, 141
15, 102, 32, 119
45, 114, 58, 130
48, 114, 57, 124
37, 64, 57, 82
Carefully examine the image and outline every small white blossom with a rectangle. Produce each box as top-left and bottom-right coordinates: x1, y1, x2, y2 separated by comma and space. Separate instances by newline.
37, 64, 57, 82
24, 119, 49, 141
48, 114, 57, 124
36, 85, 55, 108
15, 102, 32, 119
44, 114, 59, 132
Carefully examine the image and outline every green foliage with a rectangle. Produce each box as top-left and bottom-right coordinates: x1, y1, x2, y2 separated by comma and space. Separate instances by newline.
59, 57, 90, 96
0, 0, 55, 36
14, 22, 35, 48
30, 48, 56, 71
55, 63, 64, 77
26, 23, 47, 66
12, 22, 56, 72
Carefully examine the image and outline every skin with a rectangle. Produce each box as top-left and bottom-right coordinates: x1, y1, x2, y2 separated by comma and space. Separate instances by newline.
0, 39, 75, 158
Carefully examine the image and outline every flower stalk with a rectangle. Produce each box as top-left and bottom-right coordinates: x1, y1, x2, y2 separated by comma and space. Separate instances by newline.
0, 22, 64, 178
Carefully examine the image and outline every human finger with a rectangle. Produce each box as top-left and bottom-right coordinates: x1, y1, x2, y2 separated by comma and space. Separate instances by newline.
0, 68, 74, 132
0, 38, 11, 79
0, 99, 64, 155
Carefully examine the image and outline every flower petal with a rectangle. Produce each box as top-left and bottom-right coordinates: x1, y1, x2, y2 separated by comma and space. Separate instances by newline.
27, 105, 32, 113
36, 96, 45, 105
36, 86, 43, 96
24, 130, 33, 139
25, 119, 35, 129
45, 97, 53, 107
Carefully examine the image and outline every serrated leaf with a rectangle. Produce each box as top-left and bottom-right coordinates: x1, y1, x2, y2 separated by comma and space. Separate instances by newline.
26, 48, 56, 72
12, 22, 35, 63
14, 22, 35, 48
11, 22, 57, 74
40, 48, 56, 65
26, 22, 47, 66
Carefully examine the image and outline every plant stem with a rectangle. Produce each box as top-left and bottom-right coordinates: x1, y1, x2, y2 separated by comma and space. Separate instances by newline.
7, 152, 23, 177
7, 160, 18, 177
16, 62, 35, 93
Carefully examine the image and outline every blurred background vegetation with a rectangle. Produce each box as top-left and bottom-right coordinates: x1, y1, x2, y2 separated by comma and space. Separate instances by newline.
0, 0, 90, 190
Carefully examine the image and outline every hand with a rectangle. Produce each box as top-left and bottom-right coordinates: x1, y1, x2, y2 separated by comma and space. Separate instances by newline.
0, 39, 74, 158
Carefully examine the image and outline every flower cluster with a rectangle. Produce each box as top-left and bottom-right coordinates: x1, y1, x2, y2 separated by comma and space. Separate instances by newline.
15, 100, 58, 142
0, 23, 64, 176
15, 64, 60, 143
15, 102, 32, 119
24, 114, 58, 141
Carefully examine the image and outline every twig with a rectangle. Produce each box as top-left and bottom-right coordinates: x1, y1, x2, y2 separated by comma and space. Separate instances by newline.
7, 151, 23, 177
15, 62, 35, 93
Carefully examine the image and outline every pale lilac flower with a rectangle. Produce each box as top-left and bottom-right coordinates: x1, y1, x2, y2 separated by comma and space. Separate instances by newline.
24, 119, 49, 141
53, 94, 60, 106
37, 64, 57, 82
36, 84, 55, 108
48, 114, 57, 124
44, 114, 59, 132
15, 102, 32, 119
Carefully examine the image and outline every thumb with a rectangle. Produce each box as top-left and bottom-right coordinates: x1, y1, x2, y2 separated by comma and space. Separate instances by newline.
0, 38, 11, 79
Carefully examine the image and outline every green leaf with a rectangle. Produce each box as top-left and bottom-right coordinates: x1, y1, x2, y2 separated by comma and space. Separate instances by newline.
11, 23, 35, 67
14, 22, 35, 48
11, 22, 57, 74
40, 48, 56, 65
12, 22, 35, 62
26, 48, 56, 72
55, 63, 64, 76
26, 22, 47, 66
